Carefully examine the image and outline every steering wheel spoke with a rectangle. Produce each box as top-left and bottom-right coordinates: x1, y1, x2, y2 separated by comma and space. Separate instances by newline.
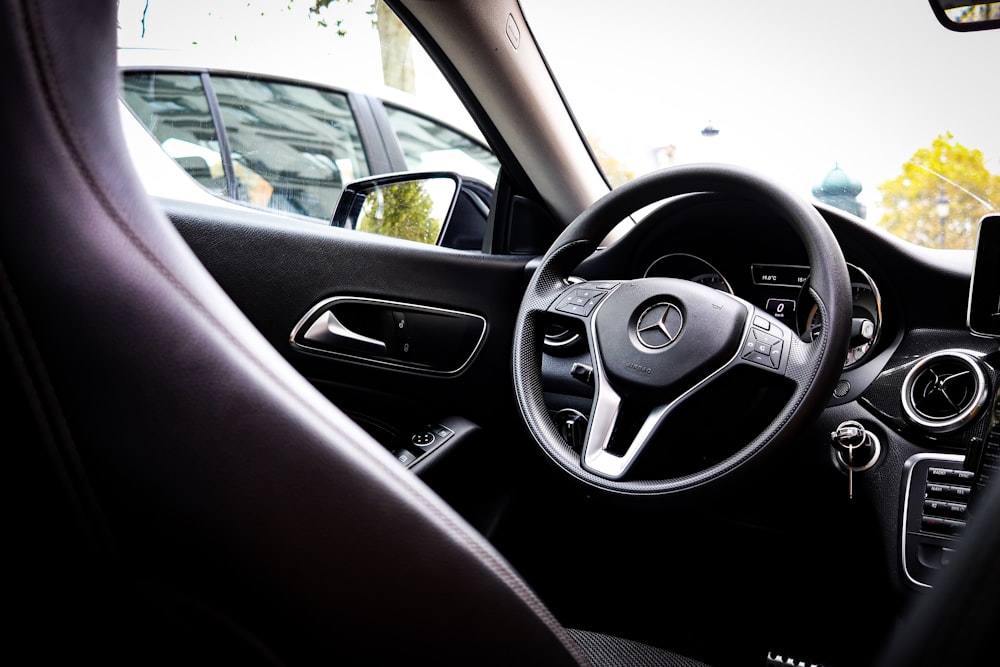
577, 307, 675, 480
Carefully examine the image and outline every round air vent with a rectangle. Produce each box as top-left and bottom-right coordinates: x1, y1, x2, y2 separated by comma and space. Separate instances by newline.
544, 321, 582, 350
901, 350, 989, 433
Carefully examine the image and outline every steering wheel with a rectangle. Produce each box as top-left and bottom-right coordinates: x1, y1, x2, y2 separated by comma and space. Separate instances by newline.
512, 163, 852, 499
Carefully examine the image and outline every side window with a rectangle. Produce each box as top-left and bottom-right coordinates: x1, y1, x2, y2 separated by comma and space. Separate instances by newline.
210, 77, 370, 220
382, 104, 500, 186
117, 4, 501, 247
120, 72, 226, 194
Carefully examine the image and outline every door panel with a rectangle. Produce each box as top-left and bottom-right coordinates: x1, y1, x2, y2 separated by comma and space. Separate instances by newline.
163, 199, 533, 440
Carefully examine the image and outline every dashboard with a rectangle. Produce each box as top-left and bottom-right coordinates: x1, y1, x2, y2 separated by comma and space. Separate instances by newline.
541, 193, 995, 454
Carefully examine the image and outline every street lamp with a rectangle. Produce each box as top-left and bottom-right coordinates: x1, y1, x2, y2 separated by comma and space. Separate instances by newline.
936, 193, 950, 248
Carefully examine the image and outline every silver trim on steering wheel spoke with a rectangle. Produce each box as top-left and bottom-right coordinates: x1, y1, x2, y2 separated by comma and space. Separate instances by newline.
578, 296, 639, 479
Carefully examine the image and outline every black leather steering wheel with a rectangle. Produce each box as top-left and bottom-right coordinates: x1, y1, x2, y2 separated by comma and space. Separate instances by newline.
513, 163, 853, 499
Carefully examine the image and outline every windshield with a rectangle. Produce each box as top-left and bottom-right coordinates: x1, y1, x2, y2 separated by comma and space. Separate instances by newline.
521, 0, 1000, 250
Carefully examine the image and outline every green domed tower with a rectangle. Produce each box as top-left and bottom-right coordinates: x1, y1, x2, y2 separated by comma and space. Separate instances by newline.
812, 164, 866, 219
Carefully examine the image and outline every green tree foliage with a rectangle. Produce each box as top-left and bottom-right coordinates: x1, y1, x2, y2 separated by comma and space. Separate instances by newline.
878, 133, 1000, 249
358, 181, 439, 243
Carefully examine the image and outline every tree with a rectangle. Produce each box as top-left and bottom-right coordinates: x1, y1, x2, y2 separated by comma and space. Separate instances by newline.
358, 181, 439, 243
878, 133, 1000, 249
125, 1, 416, 94
587, 134, 635, 188
308, 0, 414, 93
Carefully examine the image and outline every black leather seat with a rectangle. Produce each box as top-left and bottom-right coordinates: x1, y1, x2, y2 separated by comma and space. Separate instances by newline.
1, 1, 996, 665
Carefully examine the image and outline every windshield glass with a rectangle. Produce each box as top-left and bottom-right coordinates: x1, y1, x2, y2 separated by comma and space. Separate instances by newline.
521, 0, 1000, 250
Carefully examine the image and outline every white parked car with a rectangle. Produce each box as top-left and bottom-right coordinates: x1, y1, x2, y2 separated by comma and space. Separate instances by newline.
118, 48, 499, 239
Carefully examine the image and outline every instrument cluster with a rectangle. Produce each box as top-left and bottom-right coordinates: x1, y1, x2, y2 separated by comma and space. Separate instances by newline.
644, 253, 882, 369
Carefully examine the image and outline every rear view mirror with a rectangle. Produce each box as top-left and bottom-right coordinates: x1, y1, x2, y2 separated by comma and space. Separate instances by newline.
331, 172, 461, 245
929, 1, 1000, 31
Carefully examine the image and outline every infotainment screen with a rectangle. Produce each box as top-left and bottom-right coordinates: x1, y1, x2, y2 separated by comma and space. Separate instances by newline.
968, 213, 1000, 338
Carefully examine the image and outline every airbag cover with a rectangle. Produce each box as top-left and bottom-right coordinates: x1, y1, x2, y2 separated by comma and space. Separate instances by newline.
594, 278, 748, 398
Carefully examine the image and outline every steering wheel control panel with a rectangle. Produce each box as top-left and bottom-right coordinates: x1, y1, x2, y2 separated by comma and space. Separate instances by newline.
553, 283, 616, 317
740, 315, 787, 371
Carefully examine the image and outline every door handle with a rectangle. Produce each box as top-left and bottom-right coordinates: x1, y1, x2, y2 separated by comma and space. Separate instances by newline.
291, 296, 487, 375
301, 310, 387, 354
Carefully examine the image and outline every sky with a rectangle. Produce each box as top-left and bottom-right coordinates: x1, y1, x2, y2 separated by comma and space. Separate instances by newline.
118, 0, 1000, 220
520, 0, 1000, 217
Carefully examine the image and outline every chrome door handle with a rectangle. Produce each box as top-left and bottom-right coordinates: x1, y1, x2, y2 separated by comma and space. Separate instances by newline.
301, 310, 387, 354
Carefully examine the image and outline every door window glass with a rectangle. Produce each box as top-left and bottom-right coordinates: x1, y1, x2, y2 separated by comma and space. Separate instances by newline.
121, 72, 226, 194
211, 76, 370, 219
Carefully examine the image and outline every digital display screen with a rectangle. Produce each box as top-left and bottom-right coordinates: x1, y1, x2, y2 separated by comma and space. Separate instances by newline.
968, 214, 1000, 338
750, 263, 810, 288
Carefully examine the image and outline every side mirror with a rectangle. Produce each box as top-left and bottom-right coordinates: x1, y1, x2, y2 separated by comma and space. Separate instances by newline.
331, 172, 461, 246
928, 1, 1000, 32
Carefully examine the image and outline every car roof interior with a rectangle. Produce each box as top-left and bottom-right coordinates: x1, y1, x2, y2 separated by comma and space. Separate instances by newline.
3, 0, 998, 665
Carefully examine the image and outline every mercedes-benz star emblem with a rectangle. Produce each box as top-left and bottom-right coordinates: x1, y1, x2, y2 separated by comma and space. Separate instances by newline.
636, 302, 684, 349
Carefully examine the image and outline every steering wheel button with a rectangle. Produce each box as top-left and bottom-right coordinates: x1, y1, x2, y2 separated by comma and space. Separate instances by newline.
755, 342, 771, 355
753, 315, 770, 331
753, 329, 781, 347
556, 302, 587, 316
